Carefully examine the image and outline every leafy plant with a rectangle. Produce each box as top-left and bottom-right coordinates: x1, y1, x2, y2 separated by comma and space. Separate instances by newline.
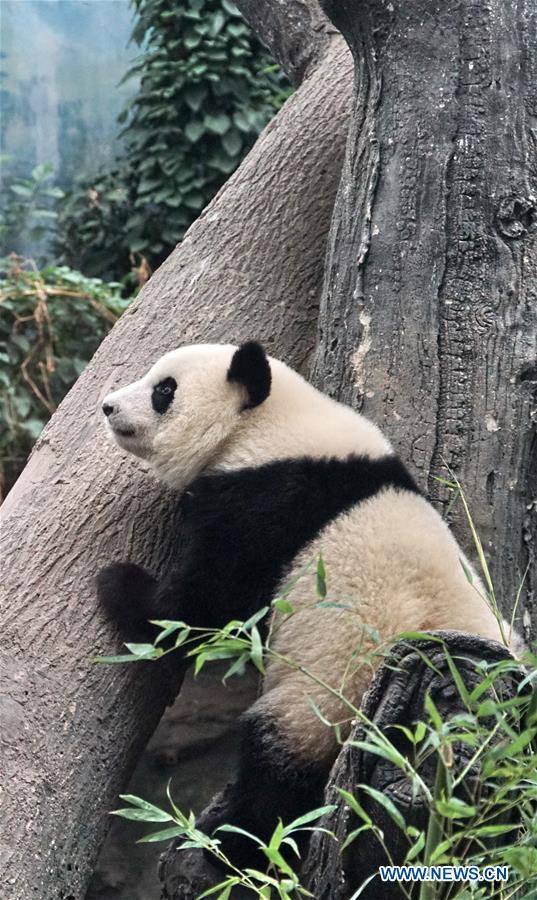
114, 788, 334, 899
56, 0, 291, 282
0, 161, 64, 257
0, 255, 131, 499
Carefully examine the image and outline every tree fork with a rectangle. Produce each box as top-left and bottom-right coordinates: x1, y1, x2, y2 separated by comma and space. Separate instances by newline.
235, 0, 337, 85
313, 0, 536, 639
0, 37, 352, 900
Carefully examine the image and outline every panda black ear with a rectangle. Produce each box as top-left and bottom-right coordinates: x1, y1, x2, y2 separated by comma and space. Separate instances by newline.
227, 341, 271, 409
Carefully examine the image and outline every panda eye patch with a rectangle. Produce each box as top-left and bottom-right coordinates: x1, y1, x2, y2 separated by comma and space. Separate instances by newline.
151, 377, 177, 414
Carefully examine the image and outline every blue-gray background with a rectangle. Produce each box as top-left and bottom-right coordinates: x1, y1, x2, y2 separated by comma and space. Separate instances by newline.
1, 0, 136, 185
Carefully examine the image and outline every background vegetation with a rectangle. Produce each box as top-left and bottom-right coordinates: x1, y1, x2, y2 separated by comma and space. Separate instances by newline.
0, 0, 289, 499
55, 0, 290, 283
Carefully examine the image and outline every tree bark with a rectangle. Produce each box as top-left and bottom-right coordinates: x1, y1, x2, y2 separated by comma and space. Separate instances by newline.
312, 0, 537, 642
0, 38, 352, 900
235, 0, 337, 84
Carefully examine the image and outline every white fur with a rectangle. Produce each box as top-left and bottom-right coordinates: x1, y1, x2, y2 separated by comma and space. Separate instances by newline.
102, 344, 518, 764
260, 489, 512, 763
102, 344, 391, 489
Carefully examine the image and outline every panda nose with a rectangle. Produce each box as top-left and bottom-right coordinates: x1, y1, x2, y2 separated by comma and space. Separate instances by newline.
102, 402, 115, 417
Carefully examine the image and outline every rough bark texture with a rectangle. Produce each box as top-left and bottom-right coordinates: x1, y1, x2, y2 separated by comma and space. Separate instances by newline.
312, 0, 537, 642
235, 0, 337, 84
302, 633, 518, 899
0, 39, 352, 900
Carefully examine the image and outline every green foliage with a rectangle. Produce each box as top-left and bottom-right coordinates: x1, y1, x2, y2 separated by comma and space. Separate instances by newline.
0, 255, 130, 498
55, 167, 132, 282
56, 0, 291, 281
0, 161, 65, 256
113, 784, 334, 899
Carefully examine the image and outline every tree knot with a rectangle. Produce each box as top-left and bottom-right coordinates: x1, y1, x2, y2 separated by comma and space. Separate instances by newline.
496, 194, 537, 239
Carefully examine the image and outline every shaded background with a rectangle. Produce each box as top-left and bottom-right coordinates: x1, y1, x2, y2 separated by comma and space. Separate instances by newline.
1, 0, 136, 195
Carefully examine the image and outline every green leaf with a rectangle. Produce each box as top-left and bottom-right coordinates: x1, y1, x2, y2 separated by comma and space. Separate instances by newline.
221, 128, 242, 157
183, 191, 204, 210
341, 826, 370, 850
273, 598, 294, 615
92, 654, 145, 664
153, 622, 184, 645
424, 692, 444, 730
336, 789, 372, 826
209, 11, 225, 36
10, 184, 33, 197
32, 162, 53, 181
459, 557, 474, 584
221, 0, 240, 15
285, 805, 336, 832
470, 824, 518, 837
120, 795, 173, 813
124, 642, 161, 658
204, 113, 231, 136
242, 607, 269, 631
112, 795, 174, 823
414, 721, 427, 743
250, 625, 265, 673
222, 652, 249, 681
112, 808, 171, 822
405, 830, 425, 862
137, 825, 187, 842
184, 120, 205, 143
227, 22, 247, 38
358, 784, 406, 831
198, 880, 241, 899
23, 418, 45, 440
316, 555, 327, 599
184, 84, 207, 112
435, 797, 477, 819
262, 845, 295, 878
217, 823, 260, 843
184, 33, 201, 49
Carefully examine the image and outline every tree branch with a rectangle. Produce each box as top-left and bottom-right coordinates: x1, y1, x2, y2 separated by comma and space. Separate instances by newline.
235, 0, 338, 84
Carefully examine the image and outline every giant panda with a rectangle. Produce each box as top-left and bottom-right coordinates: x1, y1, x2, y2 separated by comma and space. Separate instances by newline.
97, 341, 515, 867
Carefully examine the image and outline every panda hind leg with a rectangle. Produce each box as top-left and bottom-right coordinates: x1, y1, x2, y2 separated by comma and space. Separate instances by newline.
200, 692, 331, 872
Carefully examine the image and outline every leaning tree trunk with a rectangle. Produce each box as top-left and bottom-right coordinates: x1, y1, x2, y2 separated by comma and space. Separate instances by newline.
312, 0, 537, 640
0, 18, 352, 898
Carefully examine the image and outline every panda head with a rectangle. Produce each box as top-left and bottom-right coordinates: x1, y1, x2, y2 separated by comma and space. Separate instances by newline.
101, 342, 272, 487
101, 340, 392, 489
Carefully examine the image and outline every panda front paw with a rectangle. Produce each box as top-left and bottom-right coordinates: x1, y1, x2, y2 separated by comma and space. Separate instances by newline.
97, 562, 157, 630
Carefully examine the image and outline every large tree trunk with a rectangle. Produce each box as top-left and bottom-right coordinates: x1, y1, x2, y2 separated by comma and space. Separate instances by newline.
312, 0, 537, 640
301, 0, 536, 891
0, 22, 352, 898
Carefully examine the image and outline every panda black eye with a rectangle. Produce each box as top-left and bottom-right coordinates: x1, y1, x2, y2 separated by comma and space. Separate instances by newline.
152, 376, 177, 414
